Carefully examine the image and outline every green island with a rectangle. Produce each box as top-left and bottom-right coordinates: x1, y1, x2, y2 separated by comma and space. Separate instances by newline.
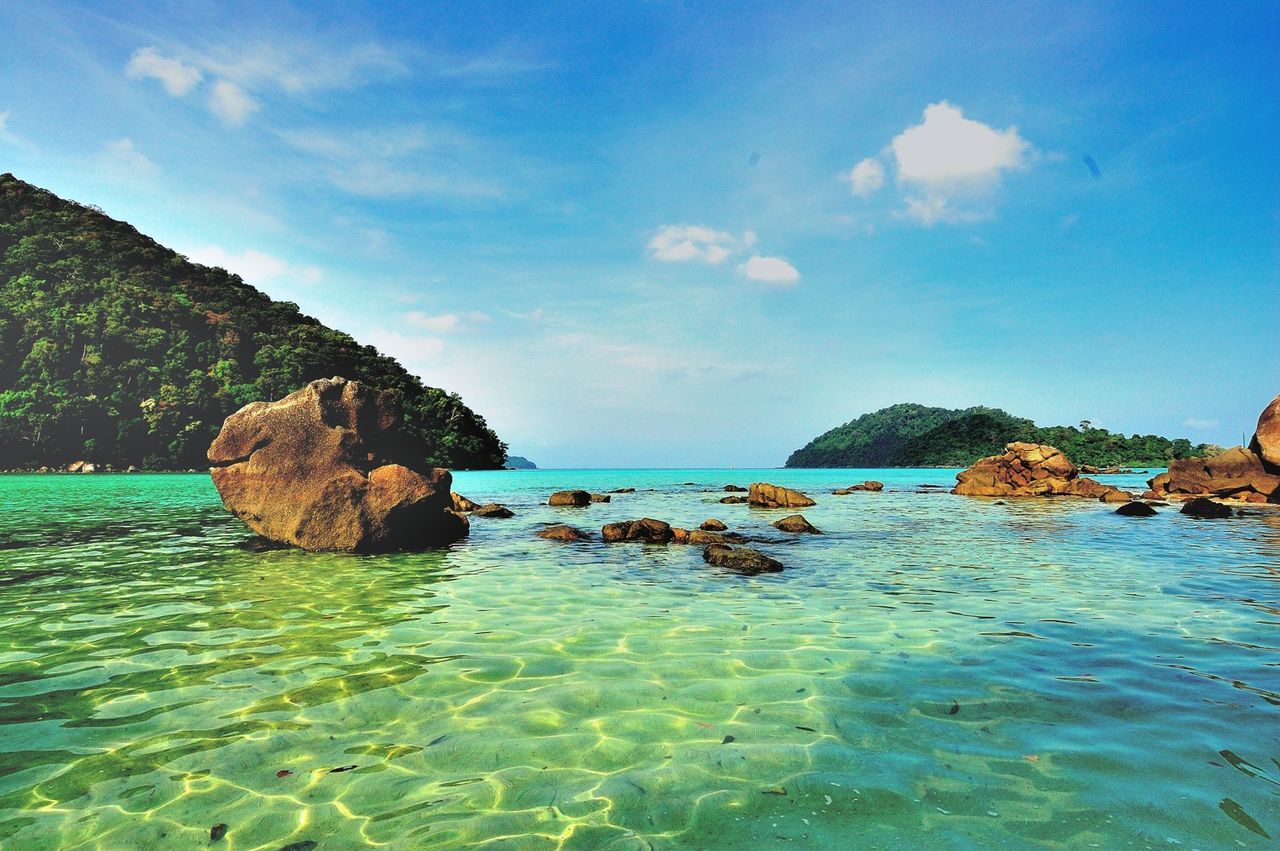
786, 402, 1217, 468
0, 174, 506, 471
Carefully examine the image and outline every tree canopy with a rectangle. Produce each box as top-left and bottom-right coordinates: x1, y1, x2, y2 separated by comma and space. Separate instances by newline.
0, 173, 507, 470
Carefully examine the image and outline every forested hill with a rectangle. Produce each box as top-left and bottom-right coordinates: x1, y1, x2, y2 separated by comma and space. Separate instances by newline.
785, 403, 1214, 468
0, 174, 507, 470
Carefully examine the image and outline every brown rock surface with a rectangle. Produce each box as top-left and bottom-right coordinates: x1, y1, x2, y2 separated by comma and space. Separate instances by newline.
1250, 393, 1280, 468
673, 528, 740, 545
952, 442, 1124, 501
1147, 446, 1279, 502
834, 480, 885, 495
590, 493, 612, 503
749, 482, 816, 509
772, 514, 822, 534
474, 503, 514, 518
702, 544, 783, 575
549, 490, 592, 507
720, 495, 749, 504
700, 518, 727, 531
602, 518, 675, 543
537, 524, 590, 541
452, 492, 481, 512
208, 377, 467, 552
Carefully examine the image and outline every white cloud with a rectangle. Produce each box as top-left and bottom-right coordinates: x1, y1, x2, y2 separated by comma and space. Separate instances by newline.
0, 111, 21, 147
844, 157, 885, 196
648, 225, 752, 264
185, 245, 322, 287
737, 255, 801, 285
406, 310, 492, 333
208, 80, 258, 126
365, 330, 446, 363
1183, 418, 1219, 429
125, 47, 203, 96
99, 138, 157, 175
846, 101, 1033, 226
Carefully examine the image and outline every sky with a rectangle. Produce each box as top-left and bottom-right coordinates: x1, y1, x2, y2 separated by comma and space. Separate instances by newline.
1, 1, 1277, 467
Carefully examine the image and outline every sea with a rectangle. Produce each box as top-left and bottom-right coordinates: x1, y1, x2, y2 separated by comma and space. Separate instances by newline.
0, 468, 1277, 849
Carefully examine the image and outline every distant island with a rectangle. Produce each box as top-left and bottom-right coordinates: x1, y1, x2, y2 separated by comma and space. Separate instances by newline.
505, 455, 537, 470
0, 174, 507, 471
786, 403, 1216, 468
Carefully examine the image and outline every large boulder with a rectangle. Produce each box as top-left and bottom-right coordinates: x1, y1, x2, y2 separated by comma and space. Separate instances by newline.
1250, 393, 1280, 468
1147, 446, 1280, 503
749, 482, 816, 509
953, 442, 1127, 501
549, 490, 592, 507
208, 377, 467, 552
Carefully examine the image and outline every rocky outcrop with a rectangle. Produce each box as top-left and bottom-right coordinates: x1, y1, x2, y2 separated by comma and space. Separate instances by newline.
702, 544, 783, 575
700, 518, 727, 531
1250, 393, 1280, 468
474, 503, 514, 518
952, 442, 1130, 501
208, 377, 468, 552
452, 492, 481, 512
834, 480, 884, 494
1146, 447, 1279, 503
773, 514, 822, 534
549, 490, 592, 507
723, 485, 747, 492
1180, 497, 1233, 519
537, 524, 590, 541
602, 518, 675, 543
748, 483, 816, 509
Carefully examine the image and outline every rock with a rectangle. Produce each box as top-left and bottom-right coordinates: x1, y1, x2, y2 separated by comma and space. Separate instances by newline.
602, 518, 674, 543
1080, 464, 1099, 474
80, 463, 97, 473
1147, 446, 1279, 502
700, 518, 727, 531
673, 527, 740, 545
1180, 497, 1233, 519
702, 544, 783, 575
208, 377, 467, 552
610, 487, 636, 493
720, 495, 749, 504
451, 492, 481, 512
66, 461, 86, 473
834, 481, 884, 495
723, 485, 747, 492
1115, 502, 1157, 517
125, 465, 138, 473
772, 514, 822, 534
474, 503, 514, 518
549, 490, 592, 507
748, 482, 816, 509
1249, 393, 1280, 468
590, 493, 612, 503
1099, 489, 1134, 503
953, 442, 1121, 500
537, 524, 589, 541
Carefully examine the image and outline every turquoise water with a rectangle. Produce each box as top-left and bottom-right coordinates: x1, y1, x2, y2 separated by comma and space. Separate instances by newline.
0, 469, 1277, 849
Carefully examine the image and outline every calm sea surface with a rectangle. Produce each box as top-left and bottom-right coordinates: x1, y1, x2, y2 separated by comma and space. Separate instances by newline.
0, 469, 1277, 849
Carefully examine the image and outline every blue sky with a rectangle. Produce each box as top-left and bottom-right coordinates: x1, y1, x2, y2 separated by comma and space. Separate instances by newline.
1, 1, 1277, 467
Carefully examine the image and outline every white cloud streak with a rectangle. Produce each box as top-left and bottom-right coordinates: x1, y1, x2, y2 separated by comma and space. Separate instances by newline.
208, 80, 258, 126
125, 47, 202, 96
737, 255, 801, 285
844, 157, 885, 196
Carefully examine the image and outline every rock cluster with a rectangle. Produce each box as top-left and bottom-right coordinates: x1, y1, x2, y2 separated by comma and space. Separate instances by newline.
1144, 395, 1280, 504
748, 483, 817, 508
952, 442, 1131, 501
602, 518, 675, 543
208, 377, 467, 552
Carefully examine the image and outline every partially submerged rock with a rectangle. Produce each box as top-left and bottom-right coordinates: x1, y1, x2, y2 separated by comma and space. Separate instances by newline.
700, 518, 727, 531
672, 527, 741, 545
749, 482, 816, 509
1180, 497, 1233, 519
537, 524, 590, 541
723, 484, 747, 492
720, 495, 749, 504
834, 481, 884, 494
208, 377, 467, 552
773, 514, 822, 534
702, 544, 783, 575
1115, 502, 1157, 517
452, 492, 481, 513
602, 518, 674, 543
609, 487, 636, 494
474, 503, 514, 518
1147, 446, 1280, 503
590, 493, 612, 503
952, 442, 1129, 501
549, 490, 592, 507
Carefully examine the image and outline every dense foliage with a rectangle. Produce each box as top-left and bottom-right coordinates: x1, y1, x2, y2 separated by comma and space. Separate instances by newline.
786, 403, 1214, 468
0, 174, 507, 470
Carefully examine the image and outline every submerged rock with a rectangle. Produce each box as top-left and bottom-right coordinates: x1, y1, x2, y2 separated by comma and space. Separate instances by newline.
702, 543, 783, 575
474, 503, 514, 518
602, 518, 674, 543
700, 518, 727, 531
610, 487, 636, 493
537, 524, 590, 541
1115, 502, 1157, 517
772, 514, 822, 534
1180, 497, 1233, 519
208, 377, 467, 552
549, 490, 592, 507
749, 482, 816, 509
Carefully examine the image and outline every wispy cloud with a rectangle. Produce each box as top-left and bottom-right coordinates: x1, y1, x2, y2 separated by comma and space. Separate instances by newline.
98, 138, 157, 175
1183, 418, 1219, 429
843, 157, 885, 197
208, 80, 258, 126
406, 311, 491, 333
737, 255, 801, 286
184, 245, 322, 287
125, 47, 202, 96
648, 225, 755, 264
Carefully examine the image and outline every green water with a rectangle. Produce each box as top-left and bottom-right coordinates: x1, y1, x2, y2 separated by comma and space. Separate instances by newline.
0, 470, 1277, 849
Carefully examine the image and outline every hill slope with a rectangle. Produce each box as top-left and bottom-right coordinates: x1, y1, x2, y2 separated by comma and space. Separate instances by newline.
0, 174, 506, 470
786, 403, 1212, 468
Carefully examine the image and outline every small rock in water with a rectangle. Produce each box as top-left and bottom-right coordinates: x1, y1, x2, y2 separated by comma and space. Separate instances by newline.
329, 764, 357, 773
723, 484, 747, 492
1180, 497, 1233, 519
548, 490, 592, 507
948, 700, 960, 715
536, 524, 590, 541
210, 823, 228, 842
720, 495, 749, 504
721, 735, 735, 744
702, 543, 784, 575
1115, 502, 1157, 517
602, 518, 674, 543
589, 493, 611, 503
772, 514, 822, 534
609, 487, 636, 493
275, 769, 293, 778
474, 503, 514, 518
700, 518, 728, 531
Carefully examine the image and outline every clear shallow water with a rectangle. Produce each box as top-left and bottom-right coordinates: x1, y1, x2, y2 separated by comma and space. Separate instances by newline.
0, 469, 1277, 850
